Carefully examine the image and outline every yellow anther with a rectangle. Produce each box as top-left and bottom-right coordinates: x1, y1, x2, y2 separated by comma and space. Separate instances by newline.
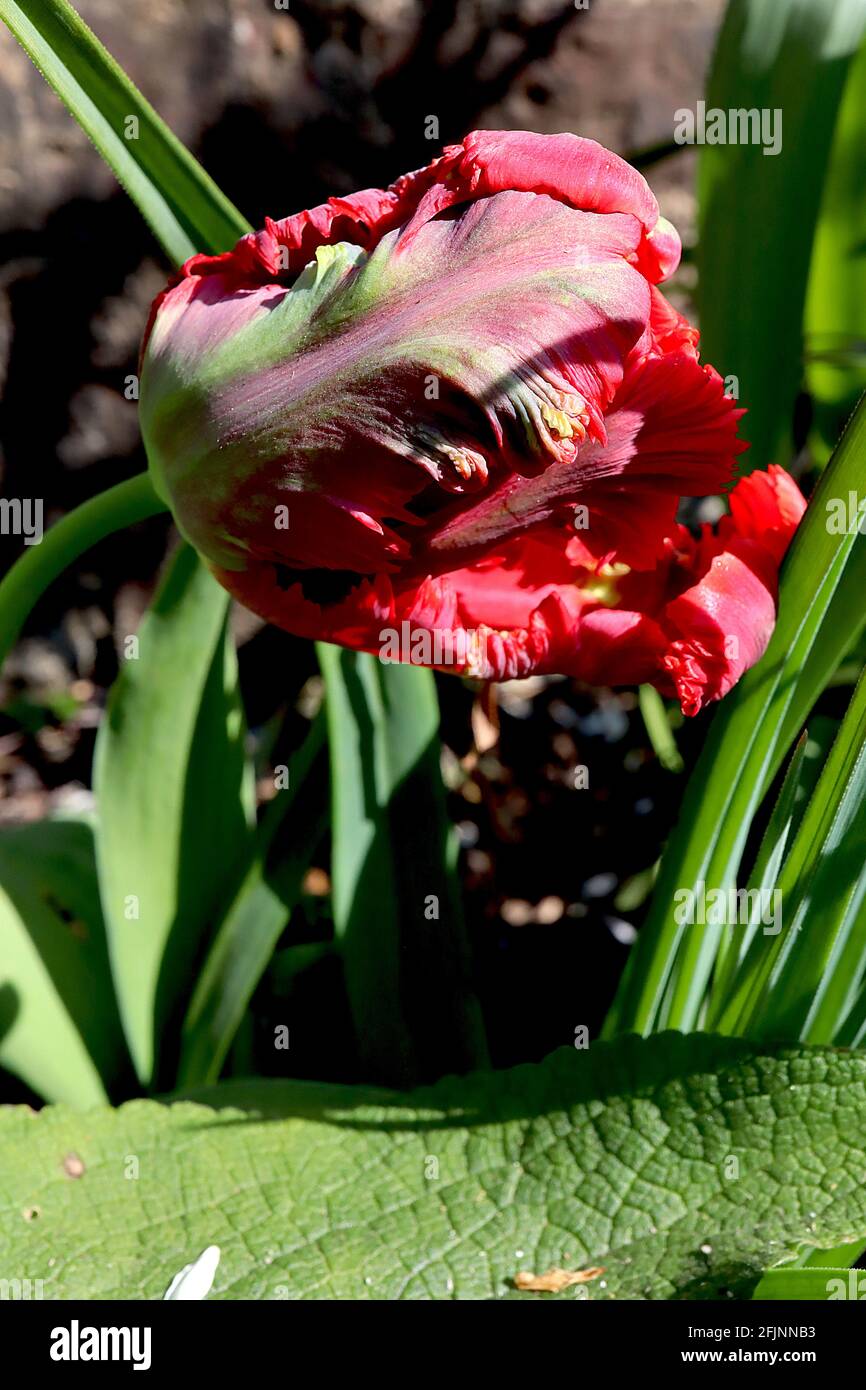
541, 402, 574, 439
581, 575, 620, 607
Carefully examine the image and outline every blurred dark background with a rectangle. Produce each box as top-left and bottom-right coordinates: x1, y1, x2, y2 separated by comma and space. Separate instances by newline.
0, 0, 727, 1076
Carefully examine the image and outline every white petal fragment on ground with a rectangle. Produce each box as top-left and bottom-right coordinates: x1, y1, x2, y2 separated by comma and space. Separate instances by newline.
163, 1245, 221, 1300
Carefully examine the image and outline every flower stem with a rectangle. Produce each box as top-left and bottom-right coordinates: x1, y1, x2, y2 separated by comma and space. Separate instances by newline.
0, 472, 168, 669
638, 684, 684, 774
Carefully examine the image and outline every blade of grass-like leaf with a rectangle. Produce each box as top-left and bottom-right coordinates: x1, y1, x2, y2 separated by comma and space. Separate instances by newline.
603, 398, 866, 1037
698, 0, 866, 472
706, 733, 809, 1004
177, 715, 327, 1089
834, 978, 866, 1046
0, 0, 250, 263
712, 686, 866, 1036
706, 724, 830, 1022
94, 546, 255, 1088
731, 674, 866, 1043
320, 646, 488, 1087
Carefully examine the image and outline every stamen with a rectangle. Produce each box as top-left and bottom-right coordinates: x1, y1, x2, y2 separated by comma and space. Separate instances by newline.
581, 561, 631, 607
540, 390, 591, 451
413, 426, 490, 492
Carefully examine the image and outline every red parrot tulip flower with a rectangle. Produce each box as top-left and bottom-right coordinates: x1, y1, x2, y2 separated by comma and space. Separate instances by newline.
140, 130, 805, 714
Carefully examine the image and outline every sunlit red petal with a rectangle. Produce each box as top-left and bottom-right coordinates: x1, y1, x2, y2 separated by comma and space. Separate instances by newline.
140, 129, 801, 713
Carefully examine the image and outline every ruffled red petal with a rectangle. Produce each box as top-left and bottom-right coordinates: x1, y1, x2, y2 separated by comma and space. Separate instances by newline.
142, 129, 800, 711
143, 128, 681, 358
210, 468, 805, 711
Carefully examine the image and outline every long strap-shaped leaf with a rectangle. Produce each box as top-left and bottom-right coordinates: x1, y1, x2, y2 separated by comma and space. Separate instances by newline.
698, 0, 866, 473
0, 818, 127, 1106
321, 647, 488, 1086
805, 37, 866, 461
93, 546, 255, 1087
177, 715, 328, 1089
705, 723, 827, 1020
717, 671, 866, 1043
0, 0, 250, 263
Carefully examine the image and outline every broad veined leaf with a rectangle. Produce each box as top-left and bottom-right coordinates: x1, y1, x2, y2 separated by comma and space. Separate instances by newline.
0, 818, 126, 1106
93, 545, 255, 1088
698, 0, 866, 472
319, 646, 487, 1087
3, 1035, 866, 1300
0, 0, 250, 264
